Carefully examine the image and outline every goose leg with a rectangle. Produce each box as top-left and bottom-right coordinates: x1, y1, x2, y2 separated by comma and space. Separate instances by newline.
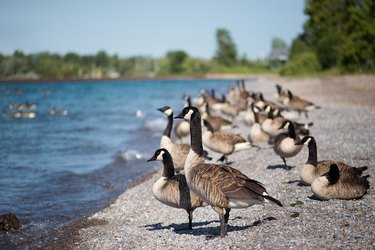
188, 211, 193, 230
224, 208, 231, 224
281, 157, 287, 166
213, 207, 227, 237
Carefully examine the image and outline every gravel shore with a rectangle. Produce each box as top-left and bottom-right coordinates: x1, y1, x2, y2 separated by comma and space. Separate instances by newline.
48, 75, 375, 249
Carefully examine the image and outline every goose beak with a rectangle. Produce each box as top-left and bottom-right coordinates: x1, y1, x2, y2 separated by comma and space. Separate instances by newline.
157, 108, 163, 112
295, 141, 303, 145
174, 113, 184, 119
146, 156, 156, 162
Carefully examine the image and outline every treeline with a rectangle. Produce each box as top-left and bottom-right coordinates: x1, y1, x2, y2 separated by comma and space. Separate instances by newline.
281, 0, 375, 75
1, 1, 374, 80
0, 29, 271, 80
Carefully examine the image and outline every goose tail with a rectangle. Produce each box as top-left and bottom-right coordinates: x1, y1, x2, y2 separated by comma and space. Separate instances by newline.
234, 142, 253, 151
263, 195, 283, 207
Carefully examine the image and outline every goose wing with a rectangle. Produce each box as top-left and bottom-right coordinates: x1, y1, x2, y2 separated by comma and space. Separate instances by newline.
214, 131, 246, 144
198, 164, 267, 200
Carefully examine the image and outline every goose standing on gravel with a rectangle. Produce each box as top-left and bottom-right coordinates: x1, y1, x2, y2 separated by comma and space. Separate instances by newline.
273, 120, 303, 166
175, 106, 283, 237
158, 106, 191, 173
274, 84, 289, 104
201, 102, 233, 131
202, 119, 253, 163
296, 136, 368, 185
283, 90, 320, 118
147, 148, 205, 229
311, 164, 370, 200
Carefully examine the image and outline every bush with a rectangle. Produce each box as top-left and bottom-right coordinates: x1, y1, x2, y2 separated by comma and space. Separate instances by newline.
280, 52, 321, 75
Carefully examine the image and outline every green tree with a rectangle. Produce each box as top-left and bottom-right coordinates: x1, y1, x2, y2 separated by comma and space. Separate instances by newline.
214, 28, 238, 67
301, 0, 375, 72
165, 50, 188, 74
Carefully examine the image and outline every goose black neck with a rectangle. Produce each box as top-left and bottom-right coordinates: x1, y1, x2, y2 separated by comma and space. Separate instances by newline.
326, 165, 339, 184
254, 111, 260, 124
267, 108, 273, 119
190, 110, 204, 156
288, 122, 297, 139
306, 137, 318, 166
163, 113, 173, 137
162, 152, 175, 178
186, 97, 192, 107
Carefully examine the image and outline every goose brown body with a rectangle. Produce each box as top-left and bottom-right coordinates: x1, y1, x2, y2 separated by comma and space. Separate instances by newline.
283, 90, 320, 118
297, 136, 367, 185
311, 164, 370, 200
175, 106, 282, 237
273, 120, 302, 165
147, 148, 204, 229
202, 120, 251, 162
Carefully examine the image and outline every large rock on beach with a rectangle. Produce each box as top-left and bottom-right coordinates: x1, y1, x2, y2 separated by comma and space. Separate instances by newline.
0, 213, 21, 231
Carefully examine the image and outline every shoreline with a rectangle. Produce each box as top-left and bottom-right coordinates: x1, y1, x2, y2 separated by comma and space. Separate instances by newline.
46, 75, 374, 248
0, 73, 275, 84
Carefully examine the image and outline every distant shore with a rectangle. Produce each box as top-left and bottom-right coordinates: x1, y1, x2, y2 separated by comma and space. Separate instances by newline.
31, 75, 375, 248
0, 73, 276, 84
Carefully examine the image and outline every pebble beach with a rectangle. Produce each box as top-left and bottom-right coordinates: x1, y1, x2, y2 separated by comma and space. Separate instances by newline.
47, 75, 375, 249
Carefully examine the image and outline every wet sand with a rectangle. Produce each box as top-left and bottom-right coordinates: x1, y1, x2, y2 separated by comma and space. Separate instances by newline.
46, 74, 375, 249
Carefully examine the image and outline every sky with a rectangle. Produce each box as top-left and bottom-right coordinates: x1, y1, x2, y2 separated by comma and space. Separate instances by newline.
0, 0, 307, 60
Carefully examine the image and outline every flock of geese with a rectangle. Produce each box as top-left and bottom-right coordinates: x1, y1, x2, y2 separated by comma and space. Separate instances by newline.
2, 101, 68, 118
146, 79, 370, 237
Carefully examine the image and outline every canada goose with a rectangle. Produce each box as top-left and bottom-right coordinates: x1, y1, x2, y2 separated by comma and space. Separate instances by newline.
273, 120, 303, 166
220, 101, 246, 119
237, 79, 252, 104
175, 106, 283, 237
174, 93, 191, 140
14, 102, 38, 111
202, 119, 252, 163
296, 136, 367, 185
252, 92, 281, 111
248, 106, 270, 144
261, 107, 312, 138
311, 164, 370, 200
158, 106, 191, 173
201, 102, 233, 131
14, 111, 37, 119
50, 105, 68, 116
147, 148, 205, 229
274, 84, 289, 104
261, 106, 288, 138
283, 90, 320, 118
202, 89, 225, 110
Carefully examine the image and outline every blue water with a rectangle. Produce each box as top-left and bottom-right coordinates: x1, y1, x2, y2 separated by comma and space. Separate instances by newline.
0, 79, 238, 247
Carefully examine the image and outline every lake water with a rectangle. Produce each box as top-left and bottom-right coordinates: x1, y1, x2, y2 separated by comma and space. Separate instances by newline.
0, 79, 239, 247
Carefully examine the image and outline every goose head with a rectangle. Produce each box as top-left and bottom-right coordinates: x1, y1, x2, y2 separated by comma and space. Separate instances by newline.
174, 106, 199, 121
147, 148, 167, 162
278, 120, 292, 130
157, 106, 173, 116
295, 135, 315, 146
